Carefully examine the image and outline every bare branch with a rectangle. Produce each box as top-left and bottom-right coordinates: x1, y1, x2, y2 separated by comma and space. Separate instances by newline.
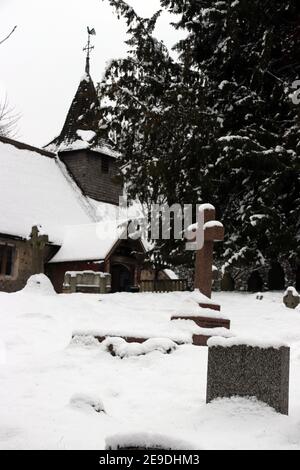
0, 26, 17, 46
0, 95, 20, 138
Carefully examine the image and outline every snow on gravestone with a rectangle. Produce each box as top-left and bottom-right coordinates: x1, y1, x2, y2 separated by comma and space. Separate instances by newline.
206, 338, 290, 415
283, 287, 300, 310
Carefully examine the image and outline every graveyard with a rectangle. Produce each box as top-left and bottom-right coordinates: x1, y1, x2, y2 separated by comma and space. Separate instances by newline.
0, 278, 300, 450
1, 0, 299, 454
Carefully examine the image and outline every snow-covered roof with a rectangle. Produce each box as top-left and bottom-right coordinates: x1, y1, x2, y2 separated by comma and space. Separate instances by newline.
0, 137, 93, 243
49, 222, 125, 263
164, 269, 179, 280
0, 136, 146, 262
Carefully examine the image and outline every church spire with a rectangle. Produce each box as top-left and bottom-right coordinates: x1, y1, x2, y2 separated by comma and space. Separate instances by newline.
46, 26, 118, 160
83, 27, 96, 75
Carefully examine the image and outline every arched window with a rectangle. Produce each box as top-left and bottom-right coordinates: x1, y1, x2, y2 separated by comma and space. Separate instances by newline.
0, 243, 15, 277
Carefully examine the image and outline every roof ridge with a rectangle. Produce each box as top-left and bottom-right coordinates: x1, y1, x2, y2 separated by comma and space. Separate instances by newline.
0, 135, 55, 159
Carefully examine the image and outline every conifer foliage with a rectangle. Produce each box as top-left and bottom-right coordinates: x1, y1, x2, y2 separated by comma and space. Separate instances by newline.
101, 0, 300, 275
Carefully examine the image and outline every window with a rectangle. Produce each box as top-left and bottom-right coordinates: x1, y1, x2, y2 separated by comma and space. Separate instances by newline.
101, 158, 109, 174
0, 244, 15, 277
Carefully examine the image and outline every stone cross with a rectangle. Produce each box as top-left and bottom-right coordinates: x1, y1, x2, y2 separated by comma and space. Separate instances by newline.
29, 226, 49, 275
193, 205, 224, 299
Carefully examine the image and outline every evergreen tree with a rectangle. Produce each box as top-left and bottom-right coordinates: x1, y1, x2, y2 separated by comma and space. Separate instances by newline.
100, 0, 214, 269
160, 0, 300, 277
101, 0, 300, 280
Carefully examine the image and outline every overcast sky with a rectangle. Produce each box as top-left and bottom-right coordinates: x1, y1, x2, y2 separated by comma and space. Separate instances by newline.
0, 0, 181, 147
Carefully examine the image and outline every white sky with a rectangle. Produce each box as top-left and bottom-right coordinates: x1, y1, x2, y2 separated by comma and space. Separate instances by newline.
0, 0, 181, 147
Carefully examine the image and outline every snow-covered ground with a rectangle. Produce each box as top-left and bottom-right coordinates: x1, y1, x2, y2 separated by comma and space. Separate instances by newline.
1, 280, 300, 450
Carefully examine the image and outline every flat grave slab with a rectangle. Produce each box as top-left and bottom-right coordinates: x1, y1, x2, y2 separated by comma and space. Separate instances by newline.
171, 314, 230, 330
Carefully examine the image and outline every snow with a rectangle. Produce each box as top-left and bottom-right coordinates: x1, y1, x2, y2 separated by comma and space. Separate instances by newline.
91, 144, 120, 159
186, 217, 223, 236
22, 274, 56, 296
163, 269, 178, 280
70, 394, 105, 414
1, 290, 300, 449
81, 73, 91, 83
49, 197, 147, 263
175, 308, 229, 320
0, 140, 92, 242
190, 289, 221, 306
199, 203, 215, 211
57, 140, 120, 159
58, 139, 90, 152
49, 223, 124, 263
284, 287, 299, 297
208, 336, 288, 350
66, 271, 109, 278
76, 130, 96, 143
101, 337, 177, 359
204, 221, 224, 230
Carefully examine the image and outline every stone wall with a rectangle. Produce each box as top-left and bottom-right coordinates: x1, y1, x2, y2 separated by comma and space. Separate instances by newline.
59, 149, 123, 205
0, 236, 33, 293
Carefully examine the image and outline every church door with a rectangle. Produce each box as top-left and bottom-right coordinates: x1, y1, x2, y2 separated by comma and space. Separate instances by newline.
111, 264, 133, 293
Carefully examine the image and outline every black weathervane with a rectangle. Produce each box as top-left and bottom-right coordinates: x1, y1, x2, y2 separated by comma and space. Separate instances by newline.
83, 26, 96, 75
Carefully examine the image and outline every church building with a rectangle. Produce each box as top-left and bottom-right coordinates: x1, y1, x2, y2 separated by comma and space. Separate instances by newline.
0, 50, 149, 293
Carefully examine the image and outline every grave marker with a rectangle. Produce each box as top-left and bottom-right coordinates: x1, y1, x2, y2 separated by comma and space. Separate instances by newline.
206, 338, 290, 415
193, 205, 224, 299
283, 287, 300, 309
29, 225, 49, 275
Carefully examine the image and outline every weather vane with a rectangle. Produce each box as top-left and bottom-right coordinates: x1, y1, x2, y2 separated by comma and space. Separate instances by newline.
83, 26, 96, 75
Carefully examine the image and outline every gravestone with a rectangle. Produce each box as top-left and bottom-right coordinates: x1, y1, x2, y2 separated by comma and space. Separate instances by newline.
283, 287, 300, 309
63, 271, 111, 294
193, 205, 224, 299
206, 339, 290, 415
172, 204, 228, 345
29, 225, 49, 275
